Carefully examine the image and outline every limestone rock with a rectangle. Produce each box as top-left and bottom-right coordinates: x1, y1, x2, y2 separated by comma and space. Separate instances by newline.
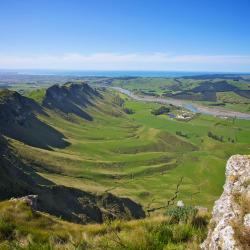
201, 155, 250, 250
11, 195, 38, 210
243, 213, 250, 228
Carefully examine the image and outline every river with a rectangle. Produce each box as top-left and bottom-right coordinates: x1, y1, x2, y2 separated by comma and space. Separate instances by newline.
111, 87, 250, 120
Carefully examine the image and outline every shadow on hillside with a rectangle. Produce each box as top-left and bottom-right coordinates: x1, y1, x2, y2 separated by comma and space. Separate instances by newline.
0, 91, 70, 150
42, 84, 98, 121
0, 115, 70, 150
43, 99, 93, 121
0, 134, 145, 224
0, 134, 54, 200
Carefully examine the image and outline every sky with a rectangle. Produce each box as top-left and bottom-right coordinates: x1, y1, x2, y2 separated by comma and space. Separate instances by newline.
0, 0, 250, 72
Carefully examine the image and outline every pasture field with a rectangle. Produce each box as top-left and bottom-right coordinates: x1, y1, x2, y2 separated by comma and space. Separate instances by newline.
109, 77, 250, 113
11, 88, 250, 211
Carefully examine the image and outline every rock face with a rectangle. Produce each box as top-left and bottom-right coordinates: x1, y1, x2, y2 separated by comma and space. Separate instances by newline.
43, 82, 101, 121
201, 155, 250, 250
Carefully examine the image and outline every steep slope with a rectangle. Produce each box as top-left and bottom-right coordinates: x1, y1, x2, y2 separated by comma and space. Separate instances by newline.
2, 81, 245, 213
0, 134, 145, 223
0, 82, 102, 149
201, 155, 250, 250
0, 89, 69, 149
0, 85, 146, 223
43, 82, 101, 120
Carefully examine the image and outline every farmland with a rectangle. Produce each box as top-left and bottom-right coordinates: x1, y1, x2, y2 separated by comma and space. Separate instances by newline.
10, 86, 250, 210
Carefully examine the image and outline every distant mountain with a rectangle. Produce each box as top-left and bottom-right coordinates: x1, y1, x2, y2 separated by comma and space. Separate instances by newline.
164, 80, 250, 102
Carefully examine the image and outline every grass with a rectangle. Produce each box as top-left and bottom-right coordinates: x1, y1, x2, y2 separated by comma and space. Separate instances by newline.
232, 189, 250, 249
0, 199, 209, 250
0, 199, 86, 249
9, 88, 249, 211
26, 88, 46, 104
2, 81, 250, 249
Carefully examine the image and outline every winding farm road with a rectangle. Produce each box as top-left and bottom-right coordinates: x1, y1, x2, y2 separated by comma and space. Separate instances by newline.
112, 87, 250, 120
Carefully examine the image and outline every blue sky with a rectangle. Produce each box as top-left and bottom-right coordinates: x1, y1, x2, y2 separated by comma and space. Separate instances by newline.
0, 0, 250, 71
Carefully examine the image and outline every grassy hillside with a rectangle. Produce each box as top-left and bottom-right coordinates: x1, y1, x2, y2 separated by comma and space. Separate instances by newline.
0, 199, 208, 250
1, 81, 249, 249
7, 85, 248, 211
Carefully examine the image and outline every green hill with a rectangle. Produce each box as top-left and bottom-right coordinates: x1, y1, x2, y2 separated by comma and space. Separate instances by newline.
0, 81, 249, 249
1, 82, 249, 210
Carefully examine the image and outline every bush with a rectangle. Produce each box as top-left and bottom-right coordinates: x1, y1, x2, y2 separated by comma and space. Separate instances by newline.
151, 106, 170, 115
123, 108, 134, 114
113, 95, 125, 107
207, 131, 223, 142
165, 206, 198, 223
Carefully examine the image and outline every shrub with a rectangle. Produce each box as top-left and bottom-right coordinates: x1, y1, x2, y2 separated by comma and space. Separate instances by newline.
165, 206, 198, 223
113, 95, 125, 107
207, 131, 224, 142
123, 108, 134, 114
151, 106, 170, 115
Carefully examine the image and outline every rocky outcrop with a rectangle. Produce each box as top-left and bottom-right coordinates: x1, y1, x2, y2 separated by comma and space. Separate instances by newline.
201, 155, 250, 250
11, 195, 38, 210
43, 82, 101, 120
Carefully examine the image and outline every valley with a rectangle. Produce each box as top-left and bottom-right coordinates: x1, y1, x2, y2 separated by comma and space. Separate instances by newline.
111, 86, 250, 119
1, 78, 248, 209
1, 1, 250, 248
0, 76, 250, 249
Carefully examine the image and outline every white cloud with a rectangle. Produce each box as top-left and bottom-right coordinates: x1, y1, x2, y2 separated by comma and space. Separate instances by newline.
0, 53, 250, 71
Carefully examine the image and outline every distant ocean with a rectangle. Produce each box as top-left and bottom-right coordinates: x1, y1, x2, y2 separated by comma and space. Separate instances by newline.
0, 69, 249, 77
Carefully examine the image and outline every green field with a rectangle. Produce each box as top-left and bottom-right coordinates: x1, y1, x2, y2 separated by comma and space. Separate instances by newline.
10, 88, 250, 211
109, 77, 250, 113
